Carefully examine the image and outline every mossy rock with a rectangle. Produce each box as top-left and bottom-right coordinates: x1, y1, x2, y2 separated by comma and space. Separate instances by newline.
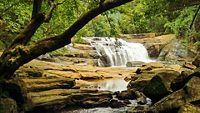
144, 70, 180, 102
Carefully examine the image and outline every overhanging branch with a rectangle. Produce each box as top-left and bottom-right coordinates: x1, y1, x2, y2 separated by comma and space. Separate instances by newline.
25, 0, 133, 59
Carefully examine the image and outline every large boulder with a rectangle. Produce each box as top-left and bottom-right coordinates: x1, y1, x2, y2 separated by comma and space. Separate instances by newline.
159, 39, 196, 61
143, 70, 180, 102
150, 76, 200, 113
128, 72, 156, 92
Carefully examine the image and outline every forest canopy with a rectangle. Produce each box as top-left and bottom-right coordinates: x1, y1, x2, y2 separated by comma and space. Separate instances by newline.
1, 0, 200, 45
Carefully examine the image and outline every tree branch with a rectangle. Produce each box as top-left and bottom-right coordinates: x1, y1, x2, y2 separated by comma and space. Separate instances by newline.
44, 0, 65, 22
32, 0, 43, 19
24, 0, 133, 59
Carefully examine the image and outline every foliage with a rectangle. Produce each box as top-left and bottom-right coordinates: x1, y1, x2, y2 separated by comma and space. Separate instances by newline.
0, 0, 200, 47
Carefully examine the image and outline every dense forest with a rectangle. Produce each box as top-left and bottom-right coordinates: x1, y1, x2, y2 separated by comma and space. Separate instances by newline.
0, 0, 200, 113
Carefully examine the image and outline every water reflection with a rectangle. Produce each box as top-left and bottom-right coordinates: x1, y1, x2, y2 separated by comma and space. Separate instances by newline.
81, 78, 129, 92
60, 107, 127, 113
97, 79, 129, 92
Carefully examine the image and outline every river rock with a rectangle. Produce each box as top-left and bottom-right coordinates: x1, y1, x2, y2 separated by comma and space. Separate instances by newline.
116, 89, 136, 100
150, 76, 200, 113
143, 70, 180, 102
192, 54, 200, 67
128, 72, 156, 92
71, 91, 113, 108
0, 98, 18, 113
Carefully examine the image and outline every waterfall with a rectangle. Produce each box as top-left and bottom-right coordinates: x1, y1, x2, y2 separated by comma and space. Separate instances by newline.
83, 37, 152, 67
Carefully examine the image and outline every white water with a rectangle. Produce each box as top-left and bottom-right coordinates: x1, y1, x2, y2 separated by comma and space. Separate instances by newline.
83, 37, 152, 67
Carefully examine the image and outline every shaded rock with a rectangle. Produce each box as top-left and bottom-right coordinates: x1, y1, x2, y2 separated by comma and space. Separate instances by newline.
71, 91, 113, 108
171, 70, 200, 92
0, 98, 18, 113
192, 54, 200, 67
146, 44, 162, 58
128, 72, 156, 92
116, 89, 136, 100
150, 76, 200, 113
178, 103, 200, 113
109, 99, 127, 108
27, 89, 112, 111
2, 78, 28, 108
171, 71, 193, 91
143, 70, 180, 102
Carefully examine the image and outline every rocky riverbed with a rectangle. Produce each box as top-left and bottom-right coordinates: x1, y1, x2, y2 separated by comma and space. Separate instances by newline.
1, 34, 200, 113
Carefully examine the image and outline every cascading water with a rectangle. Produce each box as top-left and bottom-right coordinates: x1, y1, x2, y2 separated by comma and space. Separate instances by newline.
83, 37, 152, 67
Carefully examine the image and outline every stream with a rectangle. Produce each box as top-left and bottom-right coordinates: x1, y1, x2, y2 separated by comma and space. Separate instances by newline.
58, 78, 151, 113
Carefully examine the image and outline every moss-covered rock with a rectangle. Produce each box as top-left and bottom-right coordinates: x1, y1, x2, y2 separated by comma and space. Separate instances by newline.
128, 72, 156, 92
143, 70, 180, 102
